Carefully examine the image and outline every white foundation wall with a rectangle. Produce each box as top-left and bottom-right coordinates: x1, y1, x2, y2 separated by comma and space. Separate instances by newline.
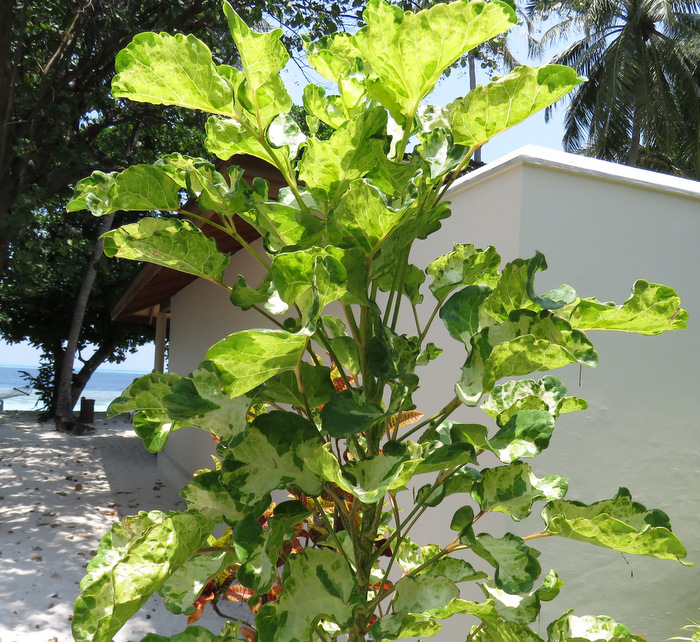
407, 150, 700, 641
160, 238, 272, 487
162, 147, 700, 640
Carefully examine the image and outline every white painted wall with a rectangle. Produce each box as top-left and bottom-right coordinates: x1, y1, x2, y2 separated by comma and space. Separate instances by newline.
164, 147, 700, 640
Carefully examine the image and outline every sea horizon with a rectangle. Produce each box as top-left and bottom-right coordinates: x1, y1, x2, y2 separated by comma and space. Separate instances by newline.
0, 364, 149, 412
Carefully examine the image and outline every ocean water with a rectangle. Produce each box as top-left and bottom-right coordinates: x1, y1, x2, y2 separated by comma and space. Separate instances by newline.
0, 365, 148, 411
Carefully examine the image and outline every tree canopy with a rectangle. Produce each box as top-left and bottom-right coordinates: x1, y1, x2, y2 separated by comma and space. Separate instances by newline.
0, 0, 367, 418
527, 0, 700, 178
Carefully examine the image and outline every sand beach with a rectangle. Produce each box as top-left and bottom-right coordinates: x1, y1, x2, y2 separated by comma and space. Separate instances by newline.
0, 410, 225, 642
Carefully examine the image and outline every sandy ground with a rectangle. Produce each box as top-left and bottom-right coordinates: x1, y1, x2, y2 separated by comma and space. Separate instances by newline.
0, 411, 231, 642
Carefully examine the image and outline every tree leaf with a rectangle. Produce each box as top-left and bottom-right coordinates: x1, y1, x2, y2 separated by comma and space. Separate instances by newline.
450, 65, 583, 148
180, 470, 249, 523
328, 180, 407, 257
112, 32, 238, 115
255, 548, 355, 641
546, 610, 646, 642
102, 218, 230, 284
298, 107, 387, 202
482, 569, 563, 625
107, 372, 183, 452
427, 243, 501, 300
67, 165, 181, 216
467, 532, 542, 595
472, 462, 568, 521
568, 280, 688, 335
485, 254, 576, 321
355, 0, 517, 124
223, 2, 291, 124
482, 376, 587, 422
259, 362, 336, 408
205, 116, 279, 165
159, 551, 235, 615
440, 284, 493, 346
392, 575, 460, 614
138, 626, 225, 642
542, 488, 689, 562
164, 362, 253, 443
72, 511, 213, 642
371, 613, 442, 640
456, 311, 597, 404
271, 246, 365, 310
471, 618, 545, 642
206, 329, 309, 397
320, 388, 387, 437
305, 32, 365, 84
489, 410, 557, 463
221, 411, 325, 505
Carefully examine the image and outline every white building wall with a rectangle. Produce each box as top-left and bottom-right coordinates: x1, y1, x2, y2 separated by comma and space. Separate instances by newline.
164, 147, 700, 640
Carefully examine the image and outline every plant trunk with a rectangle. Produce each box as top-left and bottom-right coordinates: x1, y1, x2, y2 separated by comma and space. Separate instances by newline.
54, 212, 115, 431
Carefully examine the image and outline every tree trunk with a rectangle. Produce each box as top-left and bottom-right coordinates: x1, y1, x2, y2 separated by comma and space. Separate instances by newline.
69, 337, 123, 409
0, 0, 15, 276
54, 212, 115, 431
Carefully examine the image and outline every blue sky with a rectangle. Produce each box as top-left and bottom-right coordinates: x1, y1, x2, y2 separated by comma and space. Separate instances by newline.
1, 25, 569, 372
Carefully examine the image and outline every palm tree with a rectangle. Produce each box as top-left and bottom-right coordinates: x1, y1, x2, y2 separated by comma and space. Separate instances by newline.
527, 0, 700, 178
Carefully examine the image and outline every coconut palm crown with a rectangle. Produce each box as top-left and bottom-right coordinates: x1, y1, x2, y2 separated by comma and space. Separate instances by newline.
528, 0, 700, 178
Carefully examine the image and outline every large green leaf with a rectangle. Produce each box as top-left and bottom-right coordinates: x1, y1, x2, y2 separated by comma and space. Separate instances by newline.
393, 575, 461, 614
467, 532, 542, 594
139, 626, 229, 642
259, 362, 336, 408
206, 329, 309, 397
488, 410, 557, 463
67, 165, 181, 216
568, 280, 688, 335
427, 243, 501, 300
440, 284, 493, 346
546, 611, 645, 641
223, 2, 291, 124
180, 470, 249, 523
297, 107, 388, 202
471, 618, 545, 642
107, 372, 184, 452
221, 412, 324, 505
485, 254, 576, 322
305, 32, 365, 84
320, 388, 387, 438
371, 613, 443, 640
102, 218, 230, 284
271, 246, 366, 310
355, 0, 517, 124
482, 376, 587, 423
163, 363, 253, 443
482, 569, 563, 625
112, 32, 238, 115
542, 488, 689, 562
159, 550, 236, 615
73, 511, 213, 642
450, 66, 583, 148
472, 462, 568, 521
255, 548, 355, 641
457, 311, 597, 404
307, 441, 413, 503
328, 181, 407, 257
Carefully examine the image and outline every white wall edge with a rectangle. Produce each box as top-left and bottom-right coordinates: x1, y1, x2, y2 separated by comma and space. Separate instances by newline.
446, 145, 700, 202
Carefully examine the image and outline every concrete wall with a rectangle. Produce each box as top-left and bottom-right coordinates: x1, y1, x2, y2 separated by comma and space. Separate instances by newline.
164, 147, 700, 640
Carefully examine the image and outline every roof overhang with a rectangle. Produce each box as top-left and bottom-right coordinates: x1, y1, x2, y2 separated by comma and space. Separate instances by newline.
111, 155, 285, 324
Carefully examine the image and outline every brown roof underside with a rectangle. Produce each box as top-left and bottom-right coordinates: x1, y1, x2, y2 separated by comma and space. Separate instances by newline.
111, 156, 284, 324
